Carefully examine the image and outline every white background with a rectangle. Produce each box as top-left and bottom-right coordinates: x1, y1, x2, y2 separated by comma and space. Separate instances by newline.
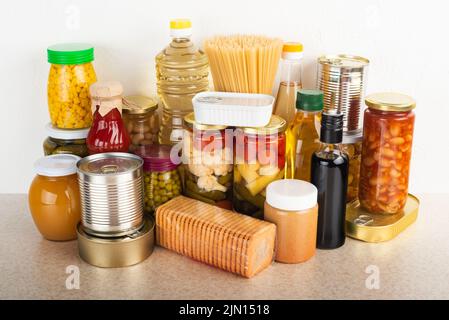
0, 0, 448, 194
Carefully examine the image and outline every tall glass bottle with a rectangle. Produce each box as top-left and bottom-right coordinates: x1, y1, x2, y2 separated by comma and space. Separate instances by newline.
273, 42, 303, 124
156, 19, 209, 145
285, 89, 322, 180
274, 43, 303, 179
311, 112, 349, 249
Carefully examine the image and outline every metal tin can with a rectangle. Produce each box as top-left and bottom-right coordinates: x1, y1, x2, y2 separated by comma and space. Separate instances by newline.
317, 54, 369, 132
77, 152, 144, 237
345, 194, 419, 243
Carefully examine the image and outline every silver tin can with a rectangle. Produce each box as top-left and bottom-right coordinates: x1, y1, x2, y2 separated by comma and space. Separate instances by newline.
77, 152, 144, 237
317, 54, 369, 132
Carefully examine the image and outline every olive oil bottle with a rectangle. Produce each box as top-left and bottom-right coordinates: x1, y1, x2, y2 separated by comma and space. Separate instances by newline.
311, 112, 349, 249
285, 89, 322, 180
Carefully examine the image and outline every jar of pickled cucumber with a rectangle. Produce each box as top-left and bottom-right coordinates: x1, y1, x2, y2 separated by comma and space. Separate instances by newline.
47, 43, 97, 129
122, 95, 160, 153
233, 115, 287, 219
43, 123, 89, 157
341, 130, 363, 203
182, 113, 233, 210
135, 145, 182, 214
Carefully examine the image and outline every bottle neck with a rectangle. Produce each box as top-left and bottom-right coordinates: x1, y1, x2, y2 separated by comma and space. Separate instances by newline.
279, 59, 302, 83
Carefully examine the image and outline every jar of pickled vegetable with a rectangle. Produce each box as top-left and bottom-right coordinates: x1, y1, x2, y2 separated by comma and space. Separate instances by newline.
123, 95, 160, 152
233, 115, 287, 218
341, 130, 363, 203
135, 145, 182, 213
47, 43, 97, 129
359, 93, 416, 214
182, 113, 233, 209
43, 123, 89, 157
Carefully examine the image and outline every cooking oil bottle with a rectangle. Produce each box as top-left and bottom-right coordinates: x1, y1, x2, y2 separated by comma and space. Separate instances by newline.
285, 89, 322, 180
156, 19, 209, 145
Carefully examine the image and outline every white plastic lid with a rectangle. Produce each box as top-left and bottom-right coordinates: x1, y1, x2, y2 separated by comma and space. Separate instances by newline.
34, 154, 81, 177
266, 179, 318, 211
46, 123, 90, 140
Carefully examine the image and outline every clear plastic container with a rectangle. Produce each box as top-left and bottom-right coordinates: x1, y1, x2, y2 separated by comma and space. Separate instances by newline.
273, 42, 303, 125
359, 93, 416, 214
122, 95, 160, 152
156, 19, 209, 145
233, 116, 287, 218
135, 145, 182, 214
47, 43, 97, 129
182, 113, 232, 209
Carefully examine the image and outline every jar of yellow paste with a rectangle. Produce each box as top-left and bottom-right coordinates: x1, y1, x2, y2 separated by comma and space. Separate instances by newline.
47, 43, 97, 129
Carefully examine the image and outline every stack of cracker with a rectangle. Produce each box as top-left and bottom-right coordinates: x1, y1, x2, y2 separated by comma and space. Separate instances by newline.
155, 196, 276, 278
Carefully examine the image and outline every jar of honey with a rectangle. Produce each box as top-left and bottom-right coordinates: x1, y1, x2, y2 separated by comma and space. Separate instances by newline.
28, 154, 81, 241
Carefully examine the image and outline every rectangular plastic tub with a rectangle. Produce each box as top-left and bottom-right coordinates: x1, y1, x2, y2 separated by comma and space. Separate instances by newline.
193, 91, 274, 127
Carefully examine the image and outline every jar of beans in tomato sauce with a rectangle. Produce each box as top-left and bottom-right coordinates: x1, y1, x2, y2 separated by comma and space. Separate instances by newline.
359, 93, 415, 214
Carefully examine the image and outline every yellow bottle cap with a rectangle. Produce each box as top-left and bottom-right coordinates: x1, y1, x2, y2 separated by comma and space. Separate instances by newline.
283, 42, 303, 53
170, 19, 192, 30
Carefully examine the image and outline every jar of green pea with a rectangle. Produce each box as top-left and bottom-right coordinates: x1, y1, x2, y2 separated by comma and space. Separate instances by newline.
135, 145, 182, 214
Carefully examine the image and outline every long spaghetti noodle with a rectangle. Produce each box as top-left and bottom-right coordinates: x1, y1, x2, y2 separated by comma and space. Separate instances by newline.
204, 35, 283, 94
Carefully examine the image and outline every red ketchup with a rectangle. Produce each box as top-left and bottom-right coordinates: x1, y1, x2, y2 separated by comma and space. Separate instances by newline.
87, 106, 130, 154
86, 81, 130, 155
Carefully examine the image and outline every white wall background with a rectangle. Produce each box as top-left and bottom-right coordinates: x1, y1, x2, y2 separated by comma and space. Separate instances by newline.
1, 0, 448, 194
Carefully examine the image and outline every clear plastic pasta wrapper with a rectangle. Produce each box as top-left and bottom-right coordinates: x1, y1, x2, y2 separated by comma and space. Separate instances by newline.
155, 196, 276, 278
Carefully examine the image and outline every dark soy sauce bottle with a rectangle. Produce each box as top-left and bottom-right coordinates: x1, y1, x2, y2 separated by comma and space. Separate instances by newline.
311, 112, 349, 249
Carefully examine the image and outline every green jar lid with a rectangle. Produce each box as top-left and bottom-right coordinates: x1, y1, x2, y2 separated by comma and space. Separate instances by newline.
47, 43, 94, 65
296, 89, 323, 111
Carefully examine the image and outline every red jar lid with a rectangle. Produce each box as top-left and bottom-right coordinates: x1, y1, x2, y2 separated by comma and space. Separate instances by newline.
134, 145, 179, 172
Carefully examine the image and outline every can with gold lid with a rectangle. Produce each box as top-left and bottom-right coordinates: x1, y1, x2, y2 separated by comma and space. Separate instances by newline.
317, 54, 369, 132
77, 216, 155, 268
122, 95, 160, 152
346, 194, 419, 242
77, 152, 144, 237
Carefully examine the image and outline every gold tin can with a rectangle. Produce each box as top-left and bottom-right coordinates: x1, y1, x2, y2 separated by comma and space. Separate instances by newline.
345, 194, 419, 243
77, 216, 155, 268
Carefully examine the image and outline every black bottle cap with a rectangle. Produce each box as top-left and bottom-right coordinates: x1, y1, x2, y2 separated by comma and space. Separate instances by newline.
320, 112, 344, 144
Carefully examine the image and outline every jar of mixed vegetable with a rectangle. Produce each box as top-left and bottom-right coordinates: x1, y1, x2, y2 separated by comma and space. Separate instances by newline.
122, 95, 160, 152
359, 93, 416, 214
43, 123, 89, 157
182, 113, 233, 209
233, 115, 287, 218
135, 145, 182, 214
47, 43, 97, 129
341, 130, 363, 203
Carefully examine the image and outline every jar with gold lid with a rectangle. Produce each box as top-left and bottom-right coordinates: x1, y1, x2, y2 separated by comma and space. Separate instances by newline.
233, 115, 287, 218
359, 92, 416, 214
122, 95, 160, 152
182, 113, 233, 209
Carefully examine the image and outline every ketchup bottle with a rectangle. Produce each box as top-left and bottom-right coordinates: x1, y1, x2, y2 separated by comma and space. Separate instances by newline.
86, 81, 130, 154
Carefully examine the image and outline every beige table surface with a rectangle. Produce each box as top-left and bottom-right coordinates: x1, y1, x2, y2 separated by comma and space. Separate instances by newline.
0, 193, 448, 300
